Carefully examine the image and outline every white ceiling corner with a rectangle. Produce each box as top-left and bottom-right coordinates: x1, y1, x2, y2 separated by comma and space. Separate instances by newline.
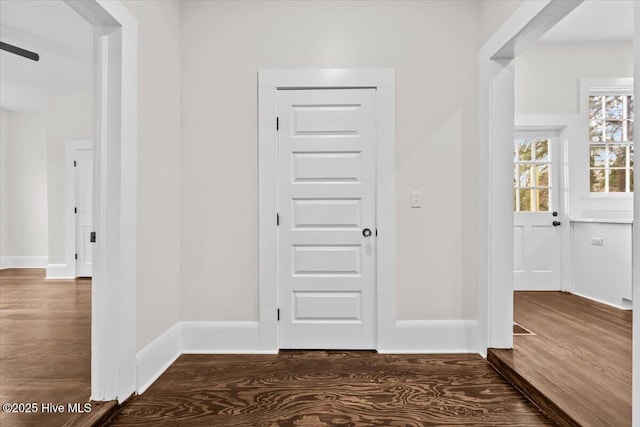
0, 0, 93, 112
538, 0, 633, 44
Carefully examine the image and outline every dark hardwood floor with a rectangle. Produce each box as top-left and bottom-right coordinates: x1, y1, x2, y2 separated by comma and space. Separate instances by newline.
0, 268, 115, 427
110, 352, 552, 426
489, 291, 632, 427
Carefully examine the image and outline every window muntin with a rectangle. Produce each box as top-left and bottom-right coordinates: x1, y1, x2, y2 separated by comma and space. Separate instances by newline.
514, 137, 551, 212
589, 94, 634, 193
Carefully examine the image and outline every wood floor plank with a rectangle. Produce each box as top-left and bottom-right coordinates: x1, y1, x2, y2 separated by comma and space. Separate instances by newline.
109, 352, 553, 426
489, 291, 631, 427
0, 268, 113, 427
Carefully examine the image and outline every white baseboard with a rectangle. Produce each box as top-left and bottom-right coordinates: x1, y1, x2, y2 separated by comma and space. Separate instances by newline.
571, 291, 632, 311
378, 320, 478, 353
135, 321, 275, 394
136, 323, 181, 394
182, 321, 275, 354
136, 319, 478, 396
0, 256, 48, 270
45, 263, 74, 279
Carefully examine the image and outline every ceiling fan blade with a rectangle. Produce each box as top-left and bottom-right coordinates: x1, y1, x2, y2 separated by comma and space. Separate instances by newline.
0, 41, 39, 62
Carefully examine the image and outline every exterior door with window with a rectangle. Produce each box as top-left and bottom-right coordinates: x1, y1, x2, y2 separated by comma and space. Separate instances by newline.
277, 88, 376, 349
513, 134, 561, 290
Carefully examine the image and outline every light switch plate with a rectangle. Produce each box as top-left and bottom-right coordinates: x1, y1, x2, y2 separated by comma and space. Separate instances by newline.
410, 191, 422, 208
591, 237, 604, 246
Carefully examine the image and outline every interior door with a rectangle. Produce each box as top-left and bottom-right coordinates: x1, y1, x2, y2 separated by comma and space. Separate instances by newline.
277, 88, 376, 349
513, 133, 561, 290
75, 148, 93, 277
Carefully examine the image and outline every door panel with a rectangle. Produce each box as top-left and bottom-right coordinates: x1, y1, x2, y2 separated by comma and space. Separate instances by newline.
513, 135, 560, 290
278, 89, 376, 349
292, 199, 361, 229
75, 148, 93, 277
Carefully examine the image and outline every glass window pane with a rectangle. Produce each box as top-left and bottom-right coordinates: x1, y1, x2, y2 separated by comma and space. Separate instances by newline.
627, 120, 634, 141
589, 95, 603, 119
631, 168, 634, 192
631, 144, 634, 168
609, 169, 627, 192
609, 144, 627, 167
516, 138, 533, 161
535, 139, 549, 161
629, 96, 634, 120
537, 189, 549, 212
536, 164, 549, 187
518, 165, 533, 187
590, 169, 606, 192
605, 95, 624, 119
590, 145, 606, 167
519, 189, 534, 212
606, 121, 623, 141
590, 120, 604, 142
513, 189, 518, 212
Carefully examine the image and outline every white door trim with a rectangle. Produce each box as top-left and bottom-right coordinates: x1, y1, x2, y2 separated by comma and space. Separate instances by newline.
64, 0, 137, 403
258, 69, 396, 352
515, 114, 578, 294
478, 0, 582, 353
64, 140, 93, 279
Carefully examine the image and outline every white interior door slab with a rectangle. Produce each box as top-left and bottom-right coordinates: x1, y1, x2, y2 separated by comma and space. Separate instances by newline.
75, 148, 93, 277
278, 88, 376, 349
513, 134, 561, 290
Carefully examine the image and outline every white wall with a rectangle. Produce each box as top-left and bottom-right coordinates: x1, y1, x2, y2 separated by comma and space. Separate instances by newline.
121, 0, 182, 352
45, 93, 93, 266
0, 109, 48, 266
515, 42, 633, 114
179, 0, 481, 322
571, 222, 632, 308
480, 0, 525, 45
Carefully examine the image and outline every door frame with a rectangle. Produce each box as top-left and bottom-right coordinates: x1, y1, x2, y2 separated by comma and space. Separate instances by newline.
64, 0, 138, 402
64, 139, 93, 279
478, 0, 583, 353
258, 69, 396, 351
515, 115, 578, 294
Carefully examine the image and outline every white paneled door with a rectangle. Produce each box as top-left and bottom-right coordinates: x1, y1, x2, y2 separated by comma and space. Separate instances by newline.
513, 134, 561, 290
278, 89, 376, 349
75, 148, 93, 277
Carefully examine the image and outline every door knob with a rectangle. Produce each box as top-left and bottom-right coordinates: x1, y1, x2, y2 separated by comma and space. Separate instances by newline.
362, 228, 372, 238
552, 221, 561, 227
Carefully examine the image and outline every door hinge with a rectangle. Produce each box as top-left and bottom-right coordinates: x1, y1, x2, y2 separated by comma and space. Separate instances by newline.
276, 117, 279, 131
73, 160, 76, 167
90, 232, 96, 243
277, 308, 280, 321
74, 207, 77, 214
75, 253, 78, 260
277, 213, 280, 226
376, 229, 378, 236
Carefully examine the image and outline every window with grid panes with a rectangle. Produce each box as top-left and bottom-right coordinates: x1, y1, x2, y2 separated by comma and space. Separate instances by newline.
589, 94, 634, 192
514, 137, 551, 212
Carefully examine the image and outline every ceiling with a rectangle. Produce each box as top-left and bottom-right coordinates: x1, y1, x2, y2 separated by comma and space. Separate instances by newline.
0, 0, 92, 112
539, 0, 633, 43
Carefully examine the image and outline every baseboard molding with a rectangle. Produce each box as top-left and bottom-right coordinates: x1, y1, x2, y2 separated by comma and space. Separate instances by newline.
379, 320, 478, 353
0, 256, 48, 270
182, 321, 275, 354
45, 263, 74, 279
136, 323, 181, 394
570, 291, 632, 311
136, 319, 478, 395
136, 321, 275, 394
